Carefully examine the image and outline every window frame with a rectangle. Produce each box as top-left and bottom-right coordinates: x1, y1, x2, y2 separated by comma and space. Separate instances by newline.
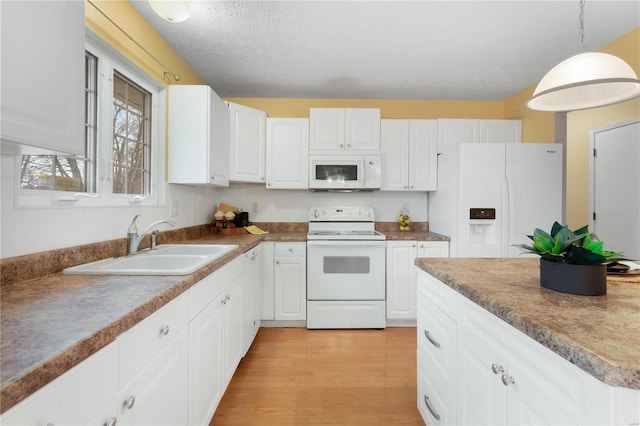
15, 31, 166, 209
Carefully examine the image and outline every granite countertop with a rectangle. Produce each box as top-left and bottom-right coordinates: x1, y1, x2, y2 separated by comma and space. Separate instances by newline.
415, 258, 640, 390
0, 224, 445, 413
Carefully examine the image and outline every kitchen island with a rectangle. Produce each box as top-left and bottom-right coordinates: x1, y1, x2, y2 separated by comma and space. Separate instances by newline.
415, 257, 640, 425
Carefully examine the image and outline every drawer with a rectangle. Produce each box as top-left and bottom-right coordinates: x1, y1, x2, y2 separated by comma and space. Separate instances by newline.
189, 267, 227, 320
118, 291, 189, 386
275, 242, 306, 257
417, 365, 456, 426
417, 269, 458, 320
417, 294, 457, 386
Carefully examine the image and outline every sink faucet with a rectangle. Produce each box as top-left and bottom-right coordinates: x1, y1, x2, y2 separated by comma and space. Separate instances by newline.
127, 214, 177, 255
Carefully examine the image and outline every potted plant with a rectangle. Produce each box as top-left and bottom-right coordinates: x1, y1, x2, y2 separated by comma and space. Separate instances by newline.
515, 222, 621, 295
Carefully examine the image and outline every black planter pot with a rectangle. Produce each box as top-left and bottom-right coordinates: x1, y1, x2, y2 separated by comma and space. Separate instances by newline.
539, 258, 607, 296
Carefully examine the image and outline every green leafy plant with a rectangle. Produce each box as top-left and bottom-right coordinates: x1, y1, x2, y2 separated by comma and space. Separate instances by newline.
515, 221, 621, 266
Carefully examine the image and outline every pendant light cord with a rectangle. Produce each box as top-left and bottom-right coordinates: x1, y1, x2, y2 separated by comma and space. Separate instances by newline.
579, 0, 585, 47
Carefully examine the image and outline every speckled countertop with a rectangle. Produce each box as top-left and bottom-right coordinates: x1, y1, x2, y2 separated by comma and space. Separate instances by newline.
0, 222, 445, 413
415, 258, 640, 390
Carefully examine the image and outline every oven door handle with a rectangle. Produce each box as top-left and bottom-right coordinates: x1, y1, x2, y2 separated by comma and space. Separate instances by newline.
307, 240, 387, 248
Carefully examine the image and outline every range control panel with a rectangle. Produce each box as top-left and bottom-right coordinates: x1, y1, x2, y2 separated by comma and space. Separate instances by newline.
469, 208, 496, 220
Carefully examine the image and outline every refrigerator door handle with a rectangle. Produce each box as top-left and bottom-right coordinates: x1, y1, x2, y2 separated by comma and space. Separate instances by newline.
501, 176, 510, 257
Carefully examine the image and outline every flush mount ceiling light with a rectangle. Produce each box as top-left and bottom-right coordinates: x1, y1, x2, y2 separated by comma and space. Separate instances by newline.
148, 0, 192, 23
527, 0, 640, 112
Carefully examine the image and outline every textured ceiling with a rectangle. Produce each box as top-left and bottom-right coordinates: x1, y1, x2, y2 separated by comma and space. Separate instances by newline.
129, 1, 640, 100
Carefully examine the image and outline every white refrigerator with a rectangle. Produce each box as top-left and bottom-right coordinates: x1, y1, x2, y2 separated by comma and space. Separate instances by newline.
429, 143, 563, 258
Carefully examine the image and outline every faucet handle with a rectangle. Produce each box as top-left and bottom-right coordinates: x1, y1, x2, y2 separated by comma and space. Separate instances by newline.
128, 213, 141, 234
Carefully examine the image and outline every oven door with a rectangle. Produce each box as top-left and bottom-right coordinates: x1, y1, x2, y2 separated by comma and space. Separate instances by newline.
307, 240, 385, 300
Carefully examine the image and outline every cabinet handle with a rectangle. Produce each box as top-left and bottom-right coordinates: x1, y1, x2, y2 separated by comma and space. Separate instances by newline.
501, 374, 515, 386
276, 260, 280, 264
160, 325, 170, 336
340, 144, 344, 148
410, 185, 414, 189
423, 394, 441, 421
124, 395, 136, 409
491, 363, 504, 374
424, 329, 441, 348
104, 417, 118, 426
347, 144, 351, 148
268, 183, 271, 186
404, 185, 408, 189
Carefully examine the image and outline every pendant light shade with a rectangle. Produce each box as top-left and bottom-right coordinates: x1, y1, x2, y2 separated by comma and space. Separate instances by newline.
527, 52, 640, 112
148, 0, 191, 22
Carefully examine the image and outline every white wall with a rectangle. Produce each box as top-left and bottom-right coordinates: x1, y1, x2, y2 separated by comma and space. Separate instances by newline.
212, 183, 428, 223
1, 156, 428, 258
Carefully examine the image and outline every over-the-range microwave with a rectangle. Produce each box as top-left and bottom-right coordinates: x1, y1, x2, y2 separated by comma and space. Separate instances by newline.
309, 155, 381, 191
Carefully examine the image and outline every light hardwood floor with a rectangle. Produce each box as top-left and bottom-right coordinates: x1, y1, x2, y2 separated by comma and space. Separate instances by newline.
210, 327, 424, 426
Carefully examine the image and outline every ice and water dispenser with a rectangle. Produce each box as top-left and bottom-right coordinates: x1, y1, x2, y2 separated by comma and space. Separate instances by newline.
469, 208, 497, 244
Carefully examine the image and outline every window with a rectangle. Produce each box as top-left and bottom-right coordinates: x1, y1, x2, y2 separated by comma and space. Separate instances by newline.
112, 72, 152, 195
17, 33, 165, 208
19, 52, 97, 193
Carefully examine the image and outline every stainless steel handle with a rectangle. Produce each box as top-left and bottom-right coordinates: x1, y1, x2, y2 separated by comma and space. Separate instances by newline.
160, 325, 170, 336
491, 363, 504, 374
104, 417, 117, 426
501, 374, 515, 386
124, 395, 136, 409
276, 260, 280, 264
424, 329, 441, 348
423, 394, 441, 421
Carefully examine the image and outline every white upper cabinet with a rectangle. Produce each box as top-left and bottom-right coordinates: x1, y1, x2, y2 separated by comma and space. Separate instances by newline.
381, 119, 437, 191
228, 102, 267, 183
168, 85, 230, 186
437, 119, 521, 153
310, 108, 380, 152
266, 118, 309, 189
0, 1, 85, 155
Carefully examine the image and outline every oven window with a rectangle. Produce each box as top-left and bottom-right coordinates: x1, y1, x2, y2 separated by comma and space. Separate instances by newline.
323, 256, 370, 273
315, 165, 358, 182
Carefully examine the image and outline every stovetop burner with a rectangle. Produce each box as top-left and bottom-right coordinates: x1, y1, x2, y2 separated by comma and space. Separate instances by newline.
307, 207, 385, 241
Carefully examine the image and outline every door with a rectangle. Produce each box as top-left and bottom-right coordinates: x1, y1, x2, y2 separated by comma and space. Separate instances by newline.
266, 118, 309, 189
409, 119, 438, 190
381, 119, 409, 191
229, 102, 266, 182
386, 241, 417, 319
274, 256, 307, 320
506, 143, 563, 257
591, 120, 640, 259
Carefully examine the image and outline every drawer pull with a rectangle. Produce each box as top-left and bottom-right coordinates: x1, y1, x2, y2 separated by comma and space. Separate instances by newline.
424, 329, 441, 348
124, 395, 136, 409
104, 417, 118, 426
424, 394, 441, 421
160, 325, 170, 336
491, 363, 504, 375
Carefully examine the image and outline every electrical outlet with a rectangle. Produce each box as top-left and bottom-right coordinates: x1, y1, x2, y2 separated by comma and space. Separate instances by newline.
171, 200, 179, 217
251, 202, 259, 214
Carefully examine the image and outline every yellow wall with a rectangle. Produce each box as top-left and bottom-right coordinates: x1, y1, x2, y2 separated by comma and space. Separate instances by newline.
84, 0, 204, 86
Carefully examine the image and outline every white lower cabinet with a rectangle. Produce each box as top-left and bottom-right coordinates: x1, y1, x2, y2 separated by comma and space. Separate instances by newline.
387, 241, 449, 320
274, 242, 306, 320
242, 245, 263, 356
416, 269, 638, 426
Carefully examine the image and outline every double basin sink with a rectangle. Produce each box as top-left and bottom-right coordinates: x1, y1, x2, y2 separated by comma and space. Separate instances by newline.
63, 244, 239, 276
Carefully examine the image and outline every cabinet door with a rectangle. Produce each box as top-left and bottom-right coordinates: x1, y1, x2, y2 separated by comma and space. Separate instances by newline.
409, 120, 438, 191
417, 241, 449, 258
345, 108, 381, 151
266, 118, 309, 189
381, 119, 410, 191
386, 241, 418, 319
274, 256, 307, 320
117, 330, 189, 426
229, 102, 266, 182
0, 1, 84, 155
437, 119, 480, 153
168, 85, 230, 186
188, 292, 225, 426
457, 298, 508, 425
479, 119, 522, 143
309, 108, 345, 151
223, 278, 244, 387
261, 242, 275, 320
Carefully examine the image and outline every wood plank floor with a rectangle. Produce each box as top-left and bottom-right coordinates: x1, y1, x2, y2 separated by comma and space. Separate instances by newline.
210, 327, 424, 426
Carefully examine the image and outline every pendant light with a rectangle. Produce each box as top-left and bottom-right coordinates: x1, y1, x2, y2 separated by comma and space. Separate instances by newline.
527, 0, 640, 112
148, 0, 192, 23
